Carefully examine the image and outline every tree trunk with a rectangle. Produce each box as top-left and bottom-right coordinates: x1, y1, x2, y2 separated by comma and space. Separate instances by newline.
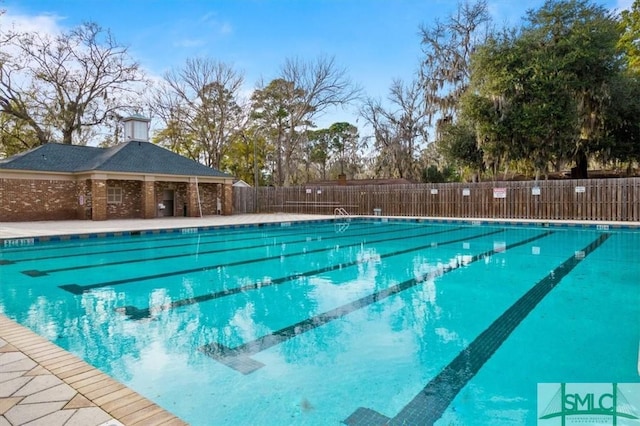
570, 149, 588, 179
62, 128, 74, 144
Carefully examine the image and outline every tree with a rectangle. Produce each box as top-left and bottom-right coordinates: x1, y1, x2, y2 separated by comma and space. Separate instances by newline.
151, 119, 199, 159
463, 29, 578, 179
300, 122, 362, 182
0, 113, 41, 158
219, 126, 268, 185
251, 56, 360, 186
250, 78, 306, 186
417, 1, 491, 181
436, 120, 484, 181
419, 0, 491, 128
421, 164, 459, 183
600, 73, 640, 170
523, 0, 622, 178
462, 0, 622, 179
152, 58, 245, 169
0, 22, 146, 146
618, 0, 640, 75
328, 122, 360, 176
361, 79, 428, 180
305, 128, 331, 180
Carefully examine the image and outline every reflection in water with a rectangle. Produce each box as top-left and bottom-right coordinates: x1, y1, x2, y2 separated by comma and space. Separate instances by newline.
4, 226, 472, 385
228, 303, 262, 342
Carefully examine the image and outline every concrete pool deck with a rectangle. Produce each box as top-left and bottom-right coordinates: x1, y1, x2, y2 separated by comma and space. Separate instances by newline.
0, 213, 333, 240
1, 213, 638, 425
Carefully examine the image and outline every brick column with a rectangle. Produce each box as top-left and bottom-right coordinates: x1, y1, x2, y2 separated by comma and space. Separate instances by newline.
90, 177, 107, 221
222, 182, 233, 215
187, 179, 200, 217
142, 177, 156, 219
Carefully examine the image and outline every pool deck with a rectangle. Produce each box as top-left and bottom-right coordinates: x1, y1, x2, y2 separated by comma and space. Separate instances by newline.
1, 213, 638, 426
0, 213, 332, 239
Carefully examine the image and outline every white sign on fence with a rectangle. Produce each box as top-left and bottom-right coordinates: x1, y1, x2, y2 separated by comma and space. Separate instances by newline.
575, 186, 586, 193
532, 187, 541, 196
493, 187, 507, 199
462, 188, 471, 196
430, 188, 438, 195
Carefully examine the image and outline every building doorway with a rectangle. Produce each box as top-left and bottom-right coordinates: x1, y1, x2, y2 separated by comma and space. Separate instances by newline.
161, 189, 174, 217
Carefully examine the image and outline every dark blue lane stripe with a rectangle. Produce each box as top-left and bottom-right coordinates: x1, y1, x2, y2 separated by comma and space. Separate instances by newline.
121, 228, 505, 320
343, 233, 610, 426
15, 221, 386, 270
198, 230, 555, 374
59, 226, 468, 294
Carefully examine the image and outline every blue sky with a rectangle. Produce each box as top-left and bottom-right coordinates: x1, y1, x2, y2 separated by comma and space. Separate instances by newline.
2, 0, 633, 130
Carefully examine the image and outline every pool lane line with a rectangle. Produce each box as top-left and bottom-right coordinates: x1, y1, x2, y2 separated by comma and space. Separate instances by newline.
343, 232, 611, 426
22, 222, 413, 276
4, 221, 381, 266
57, 225, 471, 294
121, 227, 507, 320
198, 230, 556, 374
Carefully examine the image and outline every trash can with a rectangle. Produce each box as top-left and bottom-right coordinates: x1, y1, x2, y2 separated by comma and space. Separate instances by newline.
373, 208, 382, 216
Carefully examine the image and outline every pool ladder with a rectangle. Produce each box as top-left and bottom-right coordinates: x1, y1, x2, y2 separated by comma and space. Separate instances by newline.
334, 207, 350, 233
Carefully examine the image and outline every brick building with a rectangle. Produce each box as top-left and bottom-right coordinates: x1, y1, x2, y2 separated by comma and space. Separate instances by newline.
0, 116, 234, 222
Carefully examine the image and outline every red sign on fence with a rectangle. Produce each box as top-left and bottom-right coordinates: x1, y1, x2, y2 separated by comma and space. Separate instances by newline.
493, 188, 507, 199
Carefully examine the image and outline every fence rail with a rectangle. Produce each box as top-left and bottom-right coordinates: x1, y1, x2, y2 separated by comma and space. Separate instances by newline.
233, 178, 640, 222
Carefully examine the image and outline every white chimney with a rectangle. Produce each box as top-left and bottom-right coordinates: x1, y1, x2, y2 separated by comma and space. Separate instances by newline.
122, 114, 150, 142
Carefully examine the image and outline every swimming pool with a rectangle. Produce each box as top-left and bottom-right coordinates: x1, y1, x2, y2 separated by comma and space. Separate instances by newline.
0, 219, 638, 425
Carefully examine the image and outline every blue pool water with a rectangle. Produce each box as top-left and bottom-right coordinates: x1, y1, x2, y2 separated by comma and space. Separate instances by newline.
0, 220, 638, 425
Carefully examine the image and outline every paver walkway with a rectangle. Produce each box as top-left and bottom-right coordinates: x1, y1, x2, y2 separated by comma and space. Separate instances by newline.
0, 333, 115, 426
0, 316, 185, 426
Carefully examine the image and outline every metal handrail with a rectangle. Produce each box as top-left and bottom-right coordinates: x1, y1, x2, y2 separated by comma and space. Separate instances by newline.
334, 207, 350, 216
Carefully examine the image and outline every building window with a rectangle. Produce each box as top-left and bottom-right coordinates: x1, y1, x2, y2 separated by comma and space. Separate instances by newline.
107, 186, 123, 204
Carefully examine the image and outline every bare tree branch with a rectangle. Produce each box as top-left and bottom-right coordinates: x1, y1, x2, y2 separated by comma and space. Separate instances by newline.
360, 79, 428, 180
0, 21, 147, 145
152, 57, 245, 168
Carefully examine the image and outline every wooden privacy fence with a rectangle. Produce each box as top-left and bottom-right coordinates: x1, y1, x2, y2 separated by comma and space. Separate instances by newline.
233, 178, 640, 222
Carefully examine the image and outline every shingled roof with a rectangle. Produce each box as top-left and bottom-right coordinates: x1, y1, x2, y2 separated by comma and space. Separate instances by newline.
0, 141, 232, 178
